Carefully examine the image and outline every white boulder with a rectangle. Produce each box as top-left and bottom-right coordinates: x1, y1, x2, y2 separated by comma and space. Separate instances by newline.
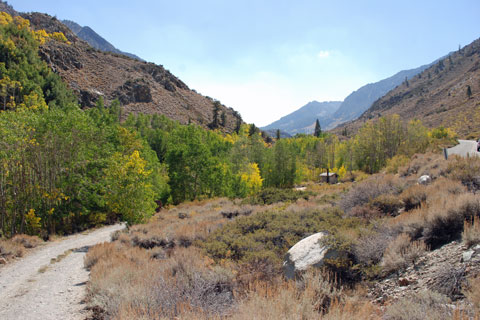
283, 232, 337, 279
418, 175, 432, 185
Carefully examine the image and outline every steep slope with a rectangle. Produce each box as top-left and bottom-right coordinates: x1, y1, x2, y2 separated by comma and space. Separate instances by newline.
333, 38, 480, 138
12, 10, 242, 132
261, 101, 341, 135
62, 20, 144, 61
326, 63, 432, 130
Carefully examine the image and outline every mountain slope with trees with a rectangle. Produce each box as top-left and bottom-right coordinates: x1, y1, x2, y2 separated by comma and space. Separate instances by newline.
333, 38, 480, 138
0, 1, 242, 133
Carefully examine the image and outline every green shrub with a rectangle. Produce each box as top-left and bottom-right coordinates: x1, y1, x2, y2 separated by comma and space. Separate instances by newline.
243, 188, 311, 205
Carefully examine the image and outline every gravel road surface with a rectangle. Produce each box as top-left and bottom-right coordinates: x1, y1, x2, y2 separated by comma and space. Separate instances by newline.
0, 224, 124, 320
446, 140, 480, 158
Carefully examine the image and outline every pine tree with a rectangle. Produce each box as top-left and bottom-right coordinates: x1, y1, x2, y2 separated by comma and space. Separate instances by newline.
314, 119, 322, 137
276, 129, 281, 140
467, 85, 472, 98
209, 101, 221, 129
220, 111, 226, 127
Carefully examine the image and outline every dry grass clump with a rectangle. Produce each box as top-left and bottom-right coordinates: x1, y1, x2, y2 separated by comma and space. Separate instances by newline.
370, 194, 404, 216
432, 263, 466, 300
383, 290, 452, 320
398, 152, 446, 178
232, 271, 379, 320
11, 234, 43, 248
463, 216, 480, 247
339, 174, 405, 214
463, 274, 480, 315
86, 244, 234, 319
445, 155, 480, 191
400, 184, 427, 211
0, 239, 25, 260
381, 233, 427, 273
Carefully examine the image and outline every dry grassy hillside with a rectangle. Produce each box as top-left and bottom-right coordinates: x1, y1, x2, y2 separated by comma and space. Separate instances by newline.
334, 38, 480, 138
21, 12, 241, 132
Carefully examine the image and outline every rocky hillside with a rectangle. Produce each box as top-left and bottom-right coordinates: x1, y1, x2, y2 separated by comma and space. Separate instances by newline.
261, 101, 341, 135
0, 2, 241, 132
334, 38, 480, 138
326, 63, 432, 130
62, 20, 143, 61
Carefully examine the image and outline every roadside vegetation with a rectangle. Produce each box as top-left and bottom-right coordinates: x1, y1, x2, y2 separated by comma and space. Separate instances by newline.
1, 9, 479, 320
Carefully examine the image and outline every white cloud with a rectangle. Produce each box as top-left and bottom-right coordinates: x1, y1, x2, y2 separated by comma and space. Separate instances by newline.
317, 50, 331, 59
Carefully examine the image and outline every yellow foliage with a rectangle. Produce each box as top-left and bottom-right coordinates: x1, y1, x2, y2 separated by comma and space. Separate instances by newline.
50, 32, 70, 44
337, 165, 347, 179
19, 92, 48, 110
0, 12, 13, 25
34, 29, 49, 45
13, 16, 30, 30
25, 208, 41, 229
240, 163, 263, 195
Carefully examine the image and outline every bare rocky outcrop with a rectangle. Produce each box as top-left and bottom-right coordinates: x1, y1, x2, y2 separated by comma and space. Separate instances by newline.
16, 10, 242, 132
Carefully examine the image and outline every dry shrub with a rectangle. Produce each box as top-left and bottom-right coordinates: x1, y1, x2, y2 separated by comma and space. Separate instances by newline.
353, 229, 396, 266
398, 153, 446, 178
232, 270, 342, 320
464, 274, 480, 315
423, 193, 480, 249
348, 205, 382, 220
84, 242, 118, 270
339, 174, 404, 214
87, 245, 234, 319
445, 156, 480, 191
11, 234, 43, 248
400, 184, 427, 211
383, 290, 452, 320
0, 239, 25, 259
463, 216, 480, 247
432, 263, 466, 300
323, 296, 380, 320
381, 233, 427, 273
370, 194, 403, 216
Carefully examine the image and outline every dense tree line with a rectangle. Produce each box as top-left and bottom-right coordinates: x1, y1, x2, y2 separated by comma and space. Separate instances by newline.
0, 12, 456, 237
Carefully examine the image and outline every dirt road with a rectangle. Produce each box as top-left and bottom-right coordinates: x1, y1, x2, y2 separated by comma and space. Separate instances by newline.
447, 139, 480, 158
0, 224, 124, 320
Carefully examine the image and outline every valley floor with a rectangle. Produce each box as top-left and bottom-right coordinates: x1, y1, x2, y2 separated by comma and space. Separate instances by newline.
0, 224, 124, 320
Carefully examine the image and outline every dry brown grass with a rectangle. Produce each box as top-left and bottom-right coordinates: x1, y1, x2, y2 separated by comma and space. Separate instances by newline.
383, 290, 452, 320
86, 243, 234, 319
464, 274, 480, 315
11, 234, 43, 248
0, 239, 25, 260
381, 233, 427, 273
463, 216, 480, 247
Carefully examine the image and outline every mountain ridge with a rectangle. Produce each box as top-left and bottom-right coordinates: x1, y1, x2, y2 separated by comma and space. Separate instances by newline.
261, 100, 341, 135
62, 20, 144, 61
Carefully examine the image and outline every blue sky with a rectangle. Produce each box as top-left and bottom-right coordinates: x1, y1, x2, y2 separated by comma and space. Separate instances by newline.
10, 0, 480, 126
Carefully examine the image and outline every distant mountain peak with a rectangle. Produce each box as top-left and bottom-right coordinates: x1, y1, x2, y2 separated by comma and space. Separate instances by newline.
261, 100, 342, 135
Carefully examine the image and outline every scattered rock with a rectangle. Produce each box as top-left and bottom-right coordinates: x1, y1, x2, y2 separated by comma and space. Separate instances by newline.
283, 232, 338, 279
418, 175, 432, 185
462, 250, 474, 262
0, 257, 7, 265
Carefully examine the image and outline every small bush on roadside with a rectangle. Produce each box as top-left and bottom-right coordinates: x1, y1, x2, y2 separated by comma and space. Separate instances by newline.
0, 240, 25, 259
445, 156, 480, 191
347, 205, 382, 220
383, 290, 452, 320
11, 234, 43, 248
